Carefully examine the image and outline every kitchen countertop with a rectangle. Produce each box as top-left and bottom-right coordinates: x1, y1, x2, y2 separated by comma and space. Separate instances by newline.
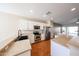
52, 34, 71, 48
52, 35, 79, 56
0, 35, 17, 52
4, 39, 31, 56
68, 36, 79, 48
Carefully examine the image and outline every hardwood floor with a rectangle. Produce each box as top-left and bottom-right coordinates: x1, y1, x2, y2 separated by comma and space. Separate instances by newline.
31, 40, 50, 56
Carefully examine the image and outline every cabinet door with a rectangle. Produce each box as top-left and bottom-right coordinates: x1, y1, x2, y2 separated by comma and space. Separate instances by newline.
51, 41, 70, 56
17, 50, 31, 56
29, 34, 35, 43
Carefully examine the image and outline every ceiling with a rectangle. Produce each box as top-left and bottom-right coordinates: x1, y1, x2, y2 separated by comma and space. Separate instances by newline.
0, 3, 79, 25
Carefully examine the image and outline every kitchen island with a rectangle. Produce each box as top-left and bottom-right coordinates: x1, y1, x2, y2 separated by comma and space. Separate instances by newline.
51, 34, 79, 56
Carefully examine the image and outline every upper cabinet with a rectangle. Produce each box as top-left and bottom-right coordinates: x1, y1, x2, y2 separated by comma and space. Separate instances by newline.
18, 19, 47, 30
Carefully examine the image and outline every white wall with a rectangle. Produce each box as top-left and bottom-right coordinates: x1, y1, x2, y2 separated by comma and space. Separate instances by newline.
0, 12, 48, 43
18, 19, 47, 30
0, 12, 19, 43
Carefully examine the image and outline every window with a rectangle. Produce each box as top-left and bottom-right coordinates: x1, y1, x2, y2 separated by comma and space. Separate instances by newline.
55, 27, 61, 35
62, 27, 67, 34
67, 26, 78, 36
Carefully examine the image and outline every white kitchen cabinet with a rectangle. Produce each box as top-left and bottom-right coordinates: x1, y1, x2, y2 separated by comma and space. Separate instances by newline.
41, 34, 45, 40
51, 41, 70, 56
17, 50, 31, 56
28, 33, 35, 44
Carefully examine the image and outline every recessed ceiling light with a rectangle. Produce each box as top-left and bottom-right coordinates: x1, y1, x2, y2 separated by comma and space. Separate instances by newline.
29, 10, 33, 13
71, 8, 76, 11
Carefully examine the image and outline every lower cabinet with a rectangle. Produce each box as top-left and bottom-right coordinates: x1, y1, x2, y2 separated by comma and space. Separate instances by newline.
51, 41, 70, 56
17, 50, 31, 56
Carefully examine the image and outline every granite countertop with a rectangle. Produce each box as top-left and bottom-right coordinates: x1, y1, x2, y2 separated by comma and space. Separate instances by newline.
52, 34, 71, 48
68, 36, 79, 48
0, 35, 17, 51
4, 39, 31, 56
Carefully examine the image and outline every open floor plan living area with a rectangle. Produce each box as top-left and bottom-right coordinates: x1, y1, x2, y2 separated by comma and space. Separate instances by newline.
0, 3, 79, 56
